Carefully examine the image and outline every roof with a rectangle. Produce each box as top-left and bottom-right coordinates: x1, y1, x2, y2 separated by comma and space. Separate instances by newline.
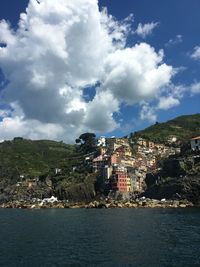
93, 155, 103, 162
191, 136, 200, 140
93, 155, 109, 162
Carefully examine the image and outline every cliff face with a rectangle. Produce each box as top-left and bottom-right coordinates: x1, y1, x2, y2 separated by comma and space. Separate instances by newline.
56, 182, 96, 201
144, 155, 200, 204
144, 176, 200, 204
0, 182, 53, 204
0, 175, 97, 203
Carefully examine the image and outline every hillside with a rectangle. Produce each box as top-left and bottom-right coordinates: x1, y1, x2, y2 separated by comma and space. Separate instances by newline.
0, 137, 76, 179
133, 113, 200, 143
0, 137, 98, 202
0, 113, 200, 203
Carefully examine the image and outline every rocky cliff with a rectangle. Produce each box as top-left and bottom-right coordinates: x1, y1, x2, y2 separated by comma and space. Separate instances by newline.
144, 154, 200, 204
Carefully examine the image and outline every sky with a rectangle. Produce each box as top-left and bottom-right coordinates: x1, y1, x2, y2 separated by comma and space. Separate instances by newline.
0, 0, 200, 143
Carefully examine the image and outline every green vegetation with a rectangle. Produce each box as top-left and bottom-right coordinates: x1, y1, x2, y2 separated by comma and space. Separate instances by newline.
75, 132, 97, 153
133, 113, 200, 143
0, 135, 98, 201
0, 138, 76, 180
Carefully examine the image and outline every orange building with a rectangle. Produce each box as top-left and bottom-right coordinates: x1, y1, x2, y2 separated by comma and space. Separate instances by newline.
110, 153, 121, 165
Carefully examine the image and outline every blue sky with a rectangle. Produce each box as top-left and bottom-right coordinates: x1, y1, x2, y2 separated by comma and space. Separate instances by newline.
0, 0, 199, 142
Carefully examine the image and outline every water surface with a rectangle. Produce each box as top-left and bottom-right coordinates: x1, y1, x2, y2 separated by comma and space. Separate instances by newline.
0, 208, 199, 266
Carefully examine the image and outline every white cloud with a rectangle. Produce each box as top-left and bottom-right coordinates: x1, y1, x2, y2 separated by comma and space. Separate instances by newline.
0, 116, 64, 141
190, 82, 200, 94
0, 108, 11, 118
139, 84, 184, 123
0, 0, 176, 142
84, 91, 119, 132
157, 96, 180, 110
191, 46, 200, 60
102, 43, 173, 104
0, 20, 16, 46
165, 34, 183, 47
135, 22, 159, 38
140, 103, 157, 123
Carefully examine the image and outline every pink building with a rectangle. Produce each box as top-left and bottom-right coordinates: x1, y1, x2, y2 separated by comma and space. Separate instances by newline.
111, 167, 132, 192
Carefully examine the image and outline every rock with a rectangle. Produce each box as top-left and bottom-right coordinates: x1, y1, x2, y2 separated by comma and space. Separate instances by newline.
173, 200, 180, 206
142, 201, 147, 207
138, 201, 143, 206
55, 203, 65, 208
132, 203, 138, 208
87, 202, 95, 208
97, 202, 107, 208
179, 204, 187, 208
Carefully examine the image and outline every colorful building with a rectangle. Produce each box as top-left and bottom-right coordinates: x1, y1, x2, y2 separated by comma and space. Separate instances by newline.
110, 166, 132, 192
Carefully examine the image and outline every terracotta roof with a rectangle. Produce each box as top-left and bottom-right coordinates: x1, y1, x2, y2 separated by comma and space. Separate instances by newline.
191, 136, 200, 140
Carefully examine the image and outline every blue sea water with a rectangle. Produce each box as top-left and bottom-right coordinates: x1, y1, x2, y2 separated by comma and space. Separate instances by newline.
0, 208, 199, 267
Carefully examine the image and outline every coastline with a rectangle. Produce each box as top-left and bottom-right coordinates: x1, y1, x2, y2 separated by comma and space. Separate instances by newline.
0, 198, 196, 209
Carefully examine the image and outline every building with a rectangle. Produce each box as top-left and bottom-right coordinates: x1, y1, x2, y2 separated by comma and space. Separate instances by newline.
97, 136, 106, 147
137, 138, 148, 147
110, 166, 132, 192
99, 146, 107, 155
107, 139, 122, 152
93, 155, 110, 172
107, 137, 130, 152
115, 145, 132, 157
167, 135, 177, 143
110, 153, 120, 165
191, 136, 200, 151
148, 141, 155, 148
120, 157, 135, 167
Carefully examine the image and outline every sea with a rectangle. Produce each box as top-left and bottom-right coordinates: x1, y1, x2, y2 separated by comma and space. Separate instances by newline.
0, 208, 199, 267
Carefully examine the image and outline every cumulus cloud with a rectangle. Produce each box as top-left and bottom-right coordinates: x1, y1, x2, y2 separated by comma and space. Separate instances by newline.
102, 43, 173, 104
139, 84, 184, 123
165, 34, 183, 47
0, 0, 175, 142
135, 22, 159, 38
191, 46, 200, 60
139, 95, 180, 123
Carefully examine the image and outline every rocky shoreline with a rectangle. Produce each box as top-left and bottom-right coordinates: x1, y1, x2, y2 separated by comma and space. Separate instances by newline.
0, 198, 196, 209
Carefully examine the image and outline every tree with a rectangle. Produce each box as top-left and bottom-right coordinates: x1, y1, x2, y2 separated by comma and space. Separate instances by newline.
75, 133, 97, 154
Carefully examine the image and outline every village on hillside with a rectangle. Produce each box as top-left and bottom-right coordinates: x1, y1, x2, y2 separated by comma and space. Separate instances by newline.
85, 135, 183, 197
2, 133, 200, 204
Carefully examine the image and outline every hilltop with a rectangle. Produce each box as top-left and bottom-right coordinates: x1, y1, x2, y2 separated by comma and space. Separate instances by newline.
133, 113, 200, 143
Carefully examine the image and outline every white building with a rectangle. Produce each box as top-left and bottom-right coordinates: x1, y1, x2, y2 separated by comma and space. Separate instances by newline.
97, 136, 106, 147
167, 135, 177, 143
190, 136, 200, 151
